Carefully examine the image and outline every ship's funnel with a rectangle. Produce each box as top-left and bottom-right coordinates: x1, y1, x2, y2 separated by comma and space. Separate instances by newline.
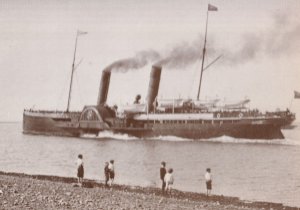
97, 70, 111, 106
147, 65, 162, 112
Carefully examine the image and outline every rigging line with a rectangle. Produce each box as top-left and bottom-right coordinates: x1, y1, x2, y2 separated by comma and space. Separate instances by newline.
189, 61, 201, 99
203, 55, 223, 72
74, 71, 84, 107
289, 97, 294, 110
56, 74, 70, 110
74, 58, 83, 72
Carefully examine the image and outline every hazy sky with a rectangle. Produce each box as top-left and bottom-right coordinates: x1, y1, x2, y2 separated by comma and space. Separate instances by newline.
0, 0, 300, 121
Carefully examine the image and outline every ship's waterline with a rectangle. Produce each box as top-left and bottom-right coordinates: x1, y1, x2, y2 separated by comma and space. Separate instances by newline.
1, 123, 300, 207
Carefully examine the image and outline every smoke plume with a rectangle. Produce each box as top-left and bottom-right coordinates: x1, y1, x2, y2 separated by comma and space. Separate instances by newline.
104, 50, 160, 72
224, 11, 300, 65
152, 11, 300, 69
103, 11, 300, 72
103, 36, 216, 73
154, 36, 216, 69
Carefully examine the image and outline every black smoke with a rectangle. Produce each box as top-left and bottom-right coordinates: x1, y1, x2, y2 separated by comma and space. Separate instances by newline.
154, 36, 217, 69
104, 50, 160, 72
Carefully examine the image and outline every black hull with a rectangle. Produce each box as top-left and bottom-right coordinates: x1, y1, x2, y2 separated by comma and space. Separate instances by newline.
112, 124, 284, 140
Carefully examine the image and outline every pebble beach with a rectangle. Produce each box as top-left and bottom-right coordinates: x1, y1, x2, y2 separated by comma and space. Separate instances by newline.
0, 171, 297, 210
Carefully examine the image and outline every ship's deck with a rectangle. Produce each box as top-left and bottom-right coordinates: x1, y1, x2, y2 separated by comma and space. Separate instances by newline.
23, 110, 81, 118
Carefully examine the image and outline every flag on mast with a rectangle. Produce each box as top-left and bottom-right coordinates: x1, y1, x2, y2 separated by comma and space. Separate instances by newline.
77, 30, 88, 36
294, 90, 300, 99
208, 4, 218, 11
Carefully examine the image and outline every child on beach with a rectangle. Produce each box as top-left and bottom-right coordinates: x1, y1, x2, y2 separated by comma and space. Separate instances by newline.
104, 162, 109, 187
164, 168, 174, 194
108, 160, 115, 186
76, 154, 84, 186
160, 161, 166, 192
205, 168, 212, 196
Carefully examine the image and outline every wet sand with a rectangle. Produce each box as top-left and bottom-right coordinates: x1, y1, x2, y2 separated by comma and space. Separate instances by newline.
0, 171, 297, 210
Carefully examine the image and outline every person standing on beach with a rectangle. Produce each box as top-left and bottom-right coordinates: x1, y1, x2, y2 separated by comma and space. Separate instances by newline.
205, 168, 212, 196
104, 162, 109, 187
76, 154, 84, 186
108, 160, 115, 186
160, 161, 166, 192
164, 168, 174, 194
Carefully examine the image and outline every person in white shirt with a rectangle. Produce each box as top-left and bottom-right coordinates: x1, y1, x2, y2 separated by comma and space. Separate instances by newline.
76, 154, 84, 186
108, 160, 115, 186
205, 168, 212, 196
164, 168, 174, 194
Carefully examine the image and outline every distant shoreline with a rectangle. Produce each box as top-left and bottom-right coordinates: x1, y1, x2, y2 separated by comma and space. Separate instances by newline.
0, 171, 297, 209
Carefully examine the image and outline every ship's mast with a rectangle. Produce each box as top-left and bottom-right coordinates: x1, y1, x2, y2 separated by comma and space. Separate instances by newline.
66, 30, 87, 112
197, 11, 209, 100
197, 4, 217, 100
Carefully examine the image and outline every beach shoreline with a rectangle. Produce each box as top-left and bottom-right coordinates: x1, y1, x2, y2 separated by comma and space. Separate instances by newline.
0, 171, 298, 209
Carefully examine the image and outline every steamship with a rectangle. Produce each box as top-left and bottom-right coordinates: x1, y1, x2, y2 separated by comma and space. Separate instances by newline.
23, 11, 296, 140
23, 64, 295, 139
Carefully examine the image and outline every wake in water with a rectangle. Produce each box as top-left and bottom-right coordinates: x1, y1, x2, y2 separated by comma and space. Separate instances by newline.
94, 131, 139, 140
81, 130, 300, 145
205, 135, 300, 146
82, 131, 192, 142
148, 135, 193, 142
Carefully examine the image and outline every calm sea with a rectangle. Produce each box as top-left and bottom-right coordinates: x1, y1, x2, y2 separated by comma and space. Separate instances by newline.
0, 123, 300, 207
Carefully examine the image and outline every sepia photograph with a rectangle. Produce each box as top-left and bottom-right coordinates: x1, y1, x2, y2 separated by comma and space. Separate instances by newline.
0, 0, 300, 209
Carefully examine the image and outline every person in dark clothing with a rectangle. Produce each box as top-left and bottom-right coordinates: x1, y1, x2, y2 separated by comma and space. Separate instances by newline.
160, 161, 166, 192
104, 162, 109, 187
108, 160, 115, 186
134, 94, 141, 104
76, 154, 84, 186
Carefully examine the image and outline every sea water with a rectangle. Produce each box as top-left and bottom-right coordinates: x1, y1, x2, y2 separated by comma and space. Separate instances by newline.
0, 123, 300, 207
